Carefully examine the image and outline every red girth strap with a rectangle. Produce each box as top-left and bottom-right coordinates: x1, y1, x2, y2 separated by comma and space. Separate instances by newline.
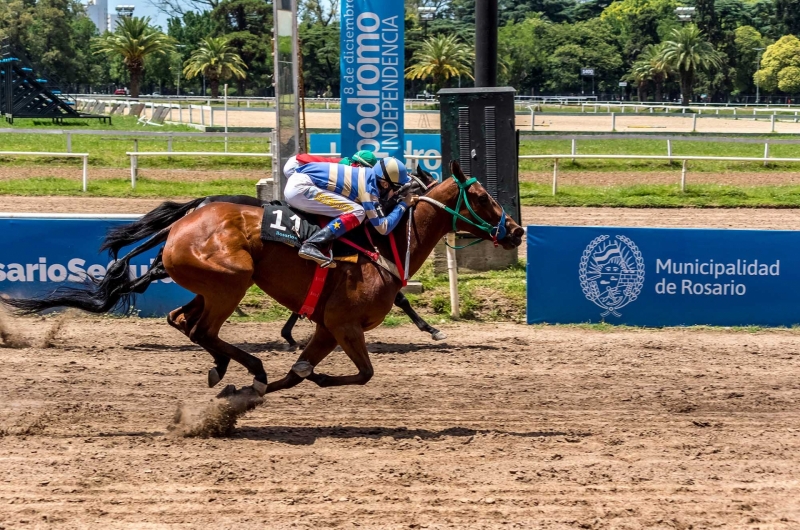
298, 265, 330, 318
339, 237, 379, 262
388, 232, 406, 287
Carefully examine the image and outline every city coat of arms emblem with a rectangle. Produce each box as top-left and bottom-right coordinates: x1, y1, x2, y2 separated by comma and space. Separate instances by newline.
579, 235, 645, 317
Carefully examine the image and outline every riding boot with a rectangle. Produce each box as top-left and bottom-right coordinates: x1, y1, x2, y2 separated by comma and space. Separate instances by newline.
298, 212, 362, 268
298, 225, 338, 267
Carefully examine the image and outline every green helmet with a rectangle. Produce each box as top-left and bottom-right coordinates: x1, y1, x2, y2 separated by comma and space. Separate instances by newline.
351, 150, 378, 168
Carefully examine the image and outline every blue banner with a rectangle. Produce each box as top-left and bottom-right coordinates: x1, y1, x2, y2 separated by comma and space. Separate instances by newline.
310, 133, 442, 179
0, 216, 191, 317
340, 0, 404, 159
527, 226, 800, 327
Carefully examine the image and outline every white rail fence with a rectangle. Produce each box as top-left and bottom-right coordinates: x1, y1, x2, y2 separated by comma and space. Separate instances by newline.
519, 154, 800, 195
126, 151, 441, 189
528, 106, 800, 132
0, 152, 89, 192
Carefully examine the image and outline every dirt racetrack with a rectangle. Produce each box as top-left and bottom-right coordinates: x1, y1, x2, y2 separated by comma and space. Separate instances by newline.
2, 197, 800, 527
1, 317, 799, 529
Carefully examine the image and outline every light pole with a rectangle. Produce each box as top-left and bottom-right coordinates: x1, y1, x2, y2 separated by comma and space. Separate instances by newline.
418, 6, 435, 37
675, 6, 695, 23
754, 47, 765, 104
174, 45, 186, 96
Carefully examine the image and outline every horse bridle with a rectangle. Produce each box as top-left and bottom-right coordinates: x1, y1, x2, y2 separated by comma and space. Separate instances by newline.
417, 174, 508, 248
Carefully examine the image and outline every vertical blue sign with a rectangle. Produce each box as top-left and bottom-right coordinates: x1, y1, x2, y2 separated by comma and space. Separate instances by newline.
340, 0, 404, 159
310, 133, 443, 180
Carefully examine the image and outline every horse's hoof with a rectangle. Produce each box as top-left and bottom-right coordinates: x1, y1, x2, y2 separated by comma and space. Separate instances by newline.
252, 378, 268, 396
431, 330, 447, 341
208, 367, 222, 388
292, 360, 313, 378
283, 342, 298, 352
216, 384, 237, 399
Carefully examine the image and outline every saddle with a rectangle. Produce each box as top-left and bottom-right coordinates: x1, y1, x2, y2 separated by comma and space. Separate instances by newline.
260, 200, 404, 279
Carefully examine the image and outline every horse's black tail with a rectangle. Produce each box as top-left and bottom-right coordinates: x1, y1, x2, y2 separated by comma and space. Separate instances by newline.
3, 229, 171, 315
100, 197, 206, 258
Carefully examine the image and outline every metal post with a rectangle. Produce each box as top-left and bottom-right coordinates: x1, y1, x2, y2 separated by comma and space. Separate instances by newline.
210, 106, 214, 127
530, 108, 535, 131
552, 158, 559, 195
734, 107, 737, 120
446, 233, 459, 318
66, 133, 72, 153
667, 139, 672, 162
82, 155, 88, 192
201, 105, 205, 126
179, 103, 183, 123
681, 159, 687, 191
168, 136, 173, 152
224, 84, 229, 153
771, 113, 776, 133
571, 138, 576, 163
764, 142, 770, 167
132, 139, 138, 188
611, 112, 616, 131
474, 0, 498, 87
692, 113, 697, 132
189, 105, 193, 124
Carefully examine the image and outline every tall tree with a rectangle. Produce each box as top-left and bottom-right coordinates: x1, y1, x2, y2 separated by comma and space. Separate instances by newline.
211, 0, 272, 95
183, 36, 247, 98
754, 35, 800, 95
92, 16, 175, 98
693, 0, 720, 46
405, 34, 474, 91
731, 26, 765, 96
0, 0, 35, 51
776, 0, 800, 37
631, 43, 669, 101
658, 25, 722, 105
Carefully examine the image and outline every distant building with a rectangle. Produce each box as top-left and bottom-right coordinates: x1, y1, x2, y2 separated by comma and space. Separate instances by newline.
85, 0, 108, 32
84, 1, 134, 33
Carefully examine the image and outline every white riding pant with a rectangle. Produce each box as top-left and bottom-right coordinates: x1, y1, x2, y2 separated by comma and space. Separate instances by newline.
284, 172, 366, 221
283, 156, 299, 179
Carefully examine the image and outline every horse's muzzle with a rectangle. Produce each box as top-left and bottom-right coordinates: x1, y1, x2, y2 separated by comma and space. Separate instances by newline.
500, 226, 525, 250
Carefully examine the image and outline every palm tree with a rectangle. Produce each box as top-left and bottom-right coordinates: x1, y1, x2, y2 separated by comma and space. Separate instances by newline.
631, 44, 671, 102
405, 34, 474, 92
92, 17, 175, 98
630, 61, 652, 102
658, 25, 722, 106
183, 37, 247, 99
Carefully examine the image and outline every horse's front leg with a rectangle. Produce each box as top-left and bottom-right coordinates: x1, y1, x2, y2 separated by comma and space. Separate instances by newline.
265, 323, 337, 394
306, 324, 374, 388
393, 292, 447, 341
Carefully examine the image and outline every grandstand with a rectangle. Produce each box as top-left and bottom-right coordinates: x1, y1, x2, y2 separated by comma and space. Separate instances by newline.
0, 39, 108, 124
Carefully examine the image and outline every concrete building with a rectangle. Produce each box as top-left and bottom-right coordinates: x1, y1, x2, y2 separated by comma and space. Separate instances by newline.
85, 0, 108, 33
85, 1, 134, 33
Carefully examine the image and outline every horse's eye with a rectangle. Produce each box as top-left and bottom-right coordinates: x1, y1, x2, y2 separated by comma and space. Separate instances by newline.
478, 193, 490, 205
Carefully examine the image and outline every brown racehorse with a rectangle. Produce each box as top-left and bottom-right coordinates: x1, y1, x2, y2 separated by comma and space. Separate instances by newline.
4, 161, 524, 405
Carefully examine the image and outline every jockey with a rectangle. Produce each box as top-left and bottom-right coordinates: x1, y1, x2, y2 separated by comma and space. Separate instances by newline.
283, 150, 378, 179
284, 156, 411, 267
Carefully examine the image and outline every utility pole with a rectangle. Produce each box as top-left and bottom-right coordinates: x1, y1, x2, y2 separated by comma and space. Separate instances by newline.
475, 0, 498, 87
754, 47, 765, 104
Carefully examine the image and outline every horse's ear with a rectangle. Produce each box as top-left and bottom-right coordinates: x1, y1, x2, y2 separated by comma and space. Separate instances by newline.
451, 161, 467, 183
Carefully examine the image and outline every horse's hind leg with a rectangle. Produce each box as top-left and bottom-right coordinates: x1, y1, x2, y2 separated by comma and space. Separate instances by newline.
168, 295, 230, 387
393, 292, 446, 341
188, 289, 269, 397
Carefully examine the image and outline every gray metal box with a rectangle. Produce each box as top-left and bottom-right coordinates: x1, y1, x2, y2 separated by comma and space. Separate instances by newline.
438, 87, 520, 223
